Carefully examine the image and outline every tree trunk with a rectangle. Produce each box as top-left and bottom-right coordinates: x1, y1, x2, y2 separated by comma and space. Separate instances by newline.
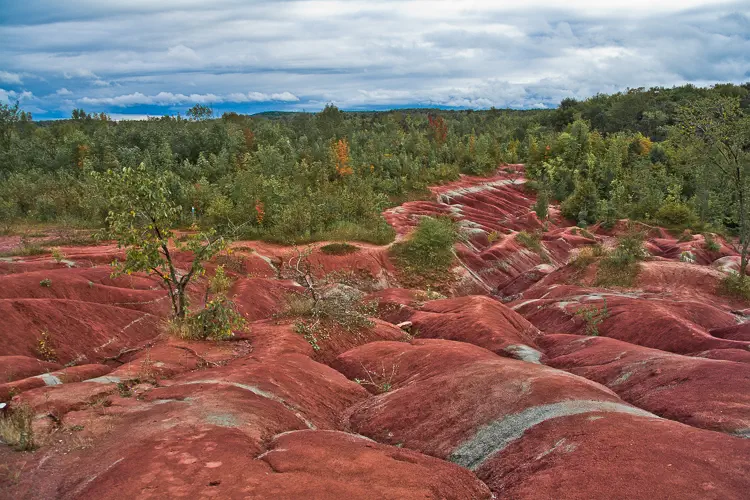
176, 284, 188, 318
738, 169, 748, 278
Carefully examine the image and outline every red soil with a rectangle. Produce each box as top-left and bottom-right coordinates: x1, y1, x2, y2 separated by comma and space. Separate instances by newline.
2, 167, 749, 499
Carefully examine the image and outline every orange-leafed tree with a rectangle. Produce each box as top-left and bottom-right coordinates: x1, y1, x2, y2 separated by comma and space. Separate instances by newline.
333, 138, 353, 176
428, 114, 448, 146
76, 144, 90, 169
243, 128, 255, 152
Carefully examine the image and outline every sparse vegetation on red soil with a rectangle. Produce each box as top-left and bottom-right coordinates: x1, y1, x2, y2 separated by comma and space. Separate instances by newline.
2, 167, 749, 499
3, 87, 750, 498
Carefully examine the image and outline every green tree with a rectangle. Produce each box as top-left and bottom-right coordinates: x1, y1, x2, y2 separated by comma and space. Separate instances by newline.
533, 188, 550, 226
677, 96, 750, 275
96, 163, 228, 317
186, 104, 213, 121
0, 101, 30, 151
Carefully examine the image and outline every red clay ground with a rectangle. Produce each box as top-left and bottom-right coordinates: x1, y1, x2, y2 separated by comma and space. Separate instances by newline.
1, 166, 749, 499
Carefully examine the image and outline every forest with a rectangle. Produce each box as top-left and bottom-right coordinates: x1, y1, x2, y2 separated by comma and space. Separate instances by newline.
1, 82, 749, 247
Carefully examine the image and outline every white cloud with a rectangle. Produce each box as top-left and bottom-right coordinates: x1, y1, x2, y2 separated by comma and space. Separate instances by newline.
167, 44, 200, 61
55, 87, 73, 96
78, 90, 300, 106
0, 71, 22, 84
1, 1, 747, 115
270, 92, 300, 102
63, 68, 98, 79
0, 89, 34, 104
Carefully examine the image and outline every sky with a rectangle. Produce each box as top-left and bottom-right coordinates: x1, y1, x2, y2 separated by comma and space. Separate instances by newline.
1, 0, 749, 119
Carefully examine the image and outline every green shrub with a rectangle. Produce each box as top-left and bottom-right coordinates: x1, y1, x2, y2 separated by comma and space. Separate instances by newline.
208, 265, 232, 294
655, 201, 697, 228
719, 272, 750, 301
594, 233, 646, 287
391, 217, 458, 272
595, 259, 641, 287
171, 296, 246, 340
39, 278, 52, 287
609, 232, 647, 265
533, 189, 550, 223
320, 242, 359, 255
704, 233, 721, 252
0, 240, 48, 258
561, 177, 599, 225
294, 320, 325, 351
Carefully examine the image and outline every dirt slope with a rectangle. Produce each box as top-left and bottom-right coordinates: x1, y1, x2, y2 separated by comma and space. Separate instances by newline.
1, 166, 748, 499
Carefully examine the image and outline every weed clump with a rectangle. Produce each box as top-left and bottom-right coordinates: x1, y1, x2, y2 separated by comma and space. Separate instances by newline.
0, 238, 48, 258
36, 331, 57, 362
704, 233, 721, 252
354, 362, 399, 394
595, 233, 647, 287
214, 253, 246, 273
51, 247, 65, 263
169, 296, 246, 341
516, 231, 542, 253
208, 265, 231, 294
320, 242, 359, 255
0, 403, 35, 451
279, 247, 377, 352
570, 244, 606, 270
574, 299, 609, 336
291, 293, 377, 352
677, 230, 693, 243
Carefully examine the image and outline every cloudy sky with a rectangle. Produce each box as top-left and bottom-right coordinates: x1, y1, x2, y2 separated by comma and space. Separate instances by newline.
1, 0, 748, 119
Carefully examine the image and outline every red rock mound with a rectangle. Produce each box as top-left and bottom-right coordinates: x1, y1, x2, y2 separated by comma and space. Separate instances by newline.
0, 355, 61, 382
479, 411, 749, 500
539, 333, 750, 435
405, 296, 543, 361
0, 298, 159, 364
513, 293, 748, 354
230, 277, 300, 321
0, 364, 111, 401
696, 348, 750, 364
0, 267, 170, 315
334, 340, 634, 458
75, 428, 491, 500
333, 339, 750, 499
3, 336, 489, 499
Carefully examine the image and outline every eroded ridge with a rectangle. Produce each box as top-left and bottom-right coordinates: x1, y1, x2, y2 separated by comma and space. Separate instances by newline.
1, 168, 749, 499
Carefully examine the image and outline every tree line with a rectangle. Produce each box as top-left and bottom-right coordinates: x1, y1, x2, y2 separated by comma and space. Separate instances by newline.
1, 83, 748, 251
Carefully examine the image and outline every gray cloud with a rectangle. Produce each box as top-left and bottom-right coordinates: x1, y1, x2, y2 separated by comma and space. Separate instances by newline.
0, 0, 748, 117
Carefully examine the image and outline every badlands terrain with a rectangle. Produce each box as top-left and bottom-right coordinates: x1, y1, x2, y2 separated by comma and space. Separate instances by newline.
1, 166, 749, 499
